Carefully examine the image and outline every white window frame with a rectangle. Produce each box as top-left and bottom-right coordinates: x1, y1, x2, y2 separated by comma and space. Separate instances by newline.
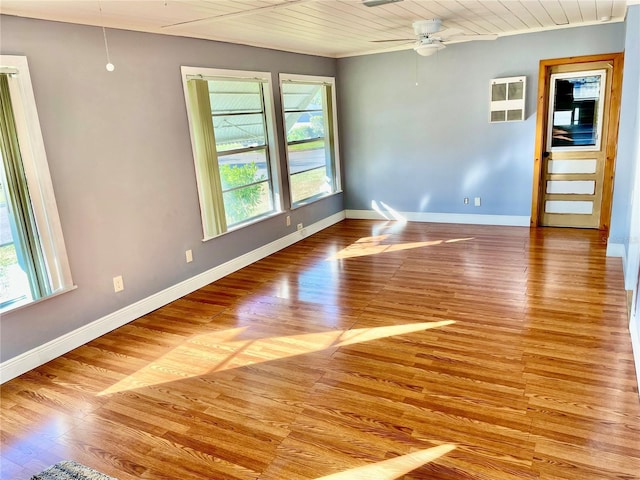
0, 55, 74, 313
279, 73, 342, 208
181, 66, 282, 240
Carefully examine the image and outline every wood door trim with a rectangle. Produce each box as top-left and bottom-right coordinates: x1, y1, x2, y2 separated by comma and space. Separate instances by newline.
530, 52, 625, 233
530, 59, 549, 227
600, 53, 624, 232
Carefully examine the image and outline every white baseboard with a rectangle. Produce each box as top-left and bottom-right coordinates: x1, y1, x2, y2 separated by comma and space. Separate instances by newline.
0, 211, 346, 384
606, 243, 627, 280
606, 242, 626, 259
345, 209, 530, 227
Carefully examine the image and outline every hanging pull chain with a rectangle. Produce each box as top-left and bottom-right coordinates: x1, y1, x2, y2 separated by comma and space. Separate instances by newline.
99, 1, 115, 72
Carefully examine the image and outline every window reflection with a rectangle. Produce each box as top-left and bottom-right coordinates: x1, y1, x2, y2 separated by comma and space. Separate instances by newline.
551, 74, 603, 148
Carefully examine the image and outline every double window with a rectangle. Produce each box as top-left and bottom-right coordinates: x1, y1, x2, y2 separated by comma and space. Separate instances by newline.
0, 56, 74, 312
182, 68, 341, 240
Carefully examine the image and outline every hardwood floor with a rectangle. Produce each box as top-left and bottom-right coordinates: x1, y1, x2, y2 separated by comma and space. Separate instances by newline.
1, 219, 639, 480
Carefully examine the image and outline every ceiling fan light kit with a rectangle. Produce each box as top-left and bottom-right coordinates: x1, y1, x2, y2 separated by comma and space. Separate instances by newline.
414, 42, 445, 56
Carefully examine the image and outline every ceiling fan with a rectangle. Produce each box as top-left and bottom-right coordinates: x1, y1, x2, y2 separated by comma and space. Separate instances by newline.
373, 19, 497, 56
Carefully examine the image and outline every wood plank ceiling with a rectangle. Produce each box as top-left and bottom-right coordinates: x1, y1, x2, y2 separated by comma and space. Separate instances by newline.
0, 0, 633, 58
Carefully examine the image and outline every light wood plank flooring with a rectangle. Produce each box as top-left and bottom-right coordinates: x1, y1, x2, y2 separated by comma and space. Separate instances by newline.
1, 220, 639, 479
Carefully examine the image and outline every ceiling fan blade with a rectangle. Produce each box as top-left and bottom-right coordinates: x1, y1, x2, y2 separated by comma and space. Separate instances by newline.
434, 27, 464, 38
370, 38, 415, 43
442, 34, 498, 44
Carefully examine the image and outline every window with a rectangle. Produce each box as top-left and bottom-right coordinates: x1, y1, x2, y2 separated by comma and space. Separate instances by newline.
182, 67, 281, 239
0, 55, 74, 312
547, 70, 606, 151
280, 74, 341, 206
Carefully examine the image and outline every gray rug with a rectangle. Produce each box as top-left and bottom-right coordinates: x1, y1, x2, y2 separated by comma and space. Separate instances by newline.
30, 460, 117, 480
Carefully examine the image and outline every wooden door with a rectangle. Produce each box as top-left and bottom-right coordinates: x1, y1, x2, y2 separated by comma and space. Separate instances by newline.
531, 53, 624, 232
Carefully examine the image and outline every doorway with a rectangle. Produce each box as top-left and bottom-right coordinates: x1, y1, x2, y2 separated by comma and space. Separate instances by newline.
530, 53, 624, 232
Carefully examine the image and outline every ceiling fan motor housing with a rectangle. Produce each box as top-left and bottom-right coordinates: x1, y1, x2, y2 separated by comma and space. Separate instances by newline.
413, 19, 442, 36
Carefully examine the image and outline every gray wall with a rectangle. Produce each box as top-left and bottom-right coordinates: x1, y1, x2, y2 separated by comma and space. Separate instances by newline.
337, 23, 626, 218
0, 15, 342, 362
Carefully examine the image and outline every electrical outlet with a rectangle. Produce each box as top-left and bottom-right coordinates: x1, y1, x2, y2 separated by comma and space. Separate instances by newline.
286, 215, 291, 227
113, 275, 124, 293
297, 223, 303, 231
185, 249, 193, 263
474, 197, 481, 207
464, 197, 469, 205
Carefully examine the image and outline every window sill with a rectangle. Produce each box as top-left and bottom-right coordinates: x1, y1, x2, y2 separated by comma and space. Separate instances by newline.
0, 284, 78, 316
291, 190, 342, 210
201, 210, 282, 242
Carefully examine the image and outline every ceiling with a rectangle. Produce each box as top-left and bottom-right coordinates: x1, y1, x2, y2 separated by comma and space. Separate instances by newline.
0, 0, 634, 58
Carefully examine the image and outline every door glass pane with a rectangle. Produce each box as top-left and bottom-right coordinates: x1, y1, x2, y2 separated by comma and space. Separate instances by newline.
546, 180, 595, 195
548, 159, 597, 174
549, 72, 604, 149
545, 200, 593, 214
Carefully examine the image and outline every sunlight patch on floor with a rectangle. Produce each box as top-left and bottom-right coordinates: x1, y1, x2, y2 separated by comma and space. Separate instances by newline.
314, 444, 457, 480
99, 320, 455, 396
327, 235, 475, 261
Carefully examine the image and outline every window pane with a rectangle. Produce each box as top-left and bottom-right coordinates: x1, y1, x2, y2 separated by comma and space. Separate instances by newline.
551, 74, 603, 148
218, 149, 268, 191
0, 178, 32, 308
208, 80, 263, 114
282, 83, 322, 111
285, 112, 325, 143
290, 166, 330, 204
222, 181, 272, 226
213, 113, 266, 151
288, 139, 325, 175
